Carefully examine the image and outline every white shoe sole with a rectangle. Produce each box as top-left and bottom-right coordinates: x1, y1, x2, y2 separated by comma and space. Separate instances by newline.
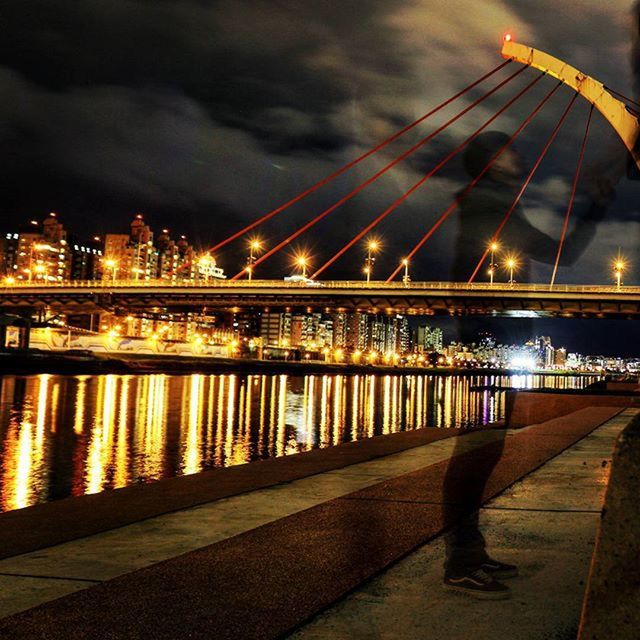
443, 582, 511, 600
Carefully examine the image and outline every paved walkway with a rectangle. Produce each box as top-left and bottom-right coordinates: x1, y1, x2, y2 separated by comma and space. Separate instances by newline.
0, 427, 504, 618
0, 406, 631, 639
290, 410, 636, 640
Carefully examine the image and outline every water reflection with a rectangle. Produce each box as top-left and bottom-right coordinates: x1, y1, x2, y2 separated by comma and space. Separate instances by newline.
0, 372, 596, 512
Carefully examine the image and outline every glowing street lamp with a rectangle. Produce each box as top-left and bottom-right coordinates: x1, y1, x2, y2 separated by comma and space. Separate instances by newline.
296, 255, 308, 278
613, 255, 627, 290
504, 255, 518, 286
246, 239, 262, 281
402, 258, 410, 286
33, 263, 47, 282
364, 239, 379, 283
198, 254, 215, 283
104, 258, 118, 282
488, 241, 500, 285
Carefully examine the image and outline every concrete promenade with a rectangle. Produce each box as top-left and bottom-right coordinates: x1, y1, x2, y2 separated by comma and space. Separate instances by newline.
0, 406, 632, 639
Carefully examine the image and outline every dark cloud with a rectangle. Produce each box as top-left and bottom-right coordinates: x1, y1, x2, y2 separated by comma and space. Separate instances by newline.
0, 0, 637, 286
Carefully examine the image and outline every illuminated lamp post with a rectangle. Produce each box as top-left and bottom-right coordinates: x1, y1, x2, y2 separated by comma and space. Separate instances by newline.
613, 255, 627, 290
488, 241, 499, 285
505, 256, 518, 286
294, 255, 308, 278
364, 239, 379, 283
246, 239, 262, 281
104, 258, 118, 282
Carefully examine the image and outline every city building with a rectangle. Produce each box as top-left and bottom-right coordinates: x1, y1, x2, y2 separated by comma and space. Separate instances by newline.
103, 215, 158, 281
69, 237, 103, 281
260, 312, 292, 347
414, 325, 444, 353
2, 213, 71, 282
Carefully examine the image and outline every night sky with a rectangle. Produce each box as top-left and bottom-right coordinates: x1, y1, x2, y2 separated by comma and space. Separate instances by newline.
1, 1, 639, 354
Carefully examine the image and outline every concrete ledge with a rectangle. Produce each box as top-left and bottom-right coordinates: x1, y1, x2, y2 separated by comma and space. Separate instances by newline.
506, 390, 637, 428
578, 413, 640, 639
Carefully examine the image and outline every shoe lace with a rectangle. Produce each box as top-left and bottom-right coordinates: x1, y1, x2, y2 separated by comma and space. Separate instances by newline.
469, 569, 492, 583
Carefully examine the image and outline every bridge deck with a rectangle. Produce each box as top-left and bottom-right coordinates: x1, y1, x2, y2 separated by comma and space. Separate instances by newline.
1, 280, 640, 317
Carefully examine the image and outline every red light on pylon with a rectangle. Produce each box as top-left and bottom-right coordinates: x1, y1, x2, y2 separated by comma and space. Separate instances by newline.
504, 33, 513, 42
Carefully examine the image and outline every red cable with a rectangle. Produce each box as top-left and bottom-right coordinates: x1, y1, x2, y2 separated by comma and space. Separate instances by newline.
385, 80, 563, 282
604, 85, 640, 110
550, 105, 594, 287
169, 60, 512, 277
203, 60, 512, 254
230, 65, 526, 280
467, 92, 579, 284
312, 72, 545, 279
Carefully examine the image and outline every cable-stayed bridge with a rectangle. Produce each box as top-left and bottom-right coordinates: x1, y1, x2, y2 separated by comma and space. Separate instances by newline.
2, 38, 639, 320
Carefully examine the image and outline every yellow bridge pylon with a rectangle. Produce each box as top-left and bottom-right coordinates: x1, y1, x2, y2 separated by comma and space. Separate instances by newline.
502, 39, 640, 169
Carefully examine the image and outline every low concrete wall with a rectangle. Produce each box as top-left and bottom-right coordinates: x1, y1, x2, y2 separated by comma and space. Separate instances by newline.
578, 413, 640, 639
605, 382, 640, 392
505, 390, 637, 428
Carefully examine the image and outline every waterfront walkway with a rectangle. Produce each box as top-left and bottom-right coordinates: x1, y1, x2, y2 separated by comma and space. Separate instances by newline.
0, 406, 632, 639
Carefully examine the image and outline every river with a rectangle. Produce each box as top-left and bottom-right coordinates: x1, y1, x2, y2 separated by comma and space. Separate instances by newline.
0, 372, 597, 512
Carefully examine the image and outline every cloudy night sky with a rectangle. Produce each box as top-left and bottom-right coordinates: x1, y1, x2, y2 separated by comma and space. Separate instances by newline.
1, 1, 639, 352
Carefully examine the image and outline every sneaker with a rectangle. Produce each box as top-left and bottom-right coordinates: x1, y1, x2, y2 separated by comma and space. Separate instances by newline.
443, 569, 511, 600
481, 558, 518, 580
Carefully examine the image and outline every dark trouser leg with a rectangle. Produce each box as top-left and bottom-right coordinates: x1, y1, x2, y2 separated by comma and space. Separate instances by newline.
442, 432, 506, 577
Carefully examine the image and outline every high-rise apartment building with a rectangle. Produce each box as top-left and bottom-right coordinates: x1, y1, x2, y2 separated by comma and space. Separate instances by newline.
414, 325, 444, 353
2, 213, 71, 281
260, 312, 292, 347
103, 215, 158, 281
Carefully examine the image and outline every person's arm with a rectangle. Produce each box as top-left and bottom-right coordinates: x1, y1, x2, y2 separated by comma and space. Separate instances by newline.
510, 180, 612, 266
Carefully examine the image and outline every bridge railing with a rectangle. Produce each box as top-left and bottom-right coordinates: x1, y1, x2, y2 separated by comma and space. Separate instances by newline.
1, 278, 639, 295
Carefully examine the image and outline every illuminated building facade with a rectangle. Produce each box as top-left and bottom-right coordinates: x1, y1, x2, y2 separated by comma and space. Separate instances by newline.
260, 312, 292, 347
414, 325, 444, 353
1, 213, 71, 282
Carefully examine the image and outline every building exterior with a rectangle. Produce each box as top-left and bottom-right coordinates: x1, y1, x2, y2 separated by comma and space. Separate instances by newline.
102, 215, 159, 281
70, 239, 103, 280
414, 325, 444, 354
260, 312, 292, 347
0, 233, 20, 278
345, 313, 369, 352
103, 216, 224, 282
2, 213, 71, 282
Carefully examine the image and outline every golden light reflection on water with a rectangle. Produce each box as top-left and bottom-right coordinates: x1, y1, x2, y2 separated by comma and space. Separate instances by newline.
0, 372, 597, 512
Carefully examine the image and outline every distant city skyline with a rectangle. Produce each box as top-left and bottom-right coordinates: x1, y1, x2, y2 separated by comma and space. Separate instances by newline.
421, 315, 640, 359
2, 211, 639, 360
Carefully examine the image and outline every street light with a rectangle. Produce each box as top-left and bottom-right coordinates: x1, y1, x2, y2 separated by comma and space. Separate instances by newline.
295, 255, 308, 278
402, 258, 410, 286
613, 255, 627, 290
198, 254, 214, 283
33, 263, 47, 282
104, 258, 118, 282
364, 239, 379, 283
246, 239, 262, 281
504, 255, 518, 286
488, 241, 500, 285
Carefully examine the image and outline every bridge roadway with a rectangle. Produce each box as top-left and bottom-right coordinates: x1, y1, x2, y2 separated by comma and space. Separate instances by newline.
1, 279, 640, 318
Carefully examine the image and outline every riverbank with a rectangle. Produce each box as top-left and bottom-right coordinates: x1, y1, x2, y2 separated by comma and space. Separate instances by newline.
0, 349, 597, 377
0, 406, 630, 638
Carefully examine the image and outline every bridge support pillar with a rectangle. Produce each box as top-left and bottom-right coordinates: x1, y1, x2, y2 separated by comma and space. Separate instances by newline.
18, 322, 31, 350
